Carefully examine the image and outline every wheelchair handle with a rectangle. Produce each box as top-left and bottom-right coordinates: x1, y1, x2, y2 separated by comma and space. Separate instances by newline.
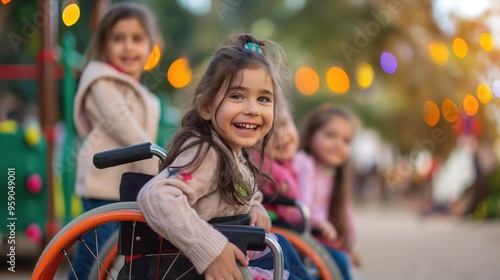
263, 195, 312, 234
93, 142, 167, 169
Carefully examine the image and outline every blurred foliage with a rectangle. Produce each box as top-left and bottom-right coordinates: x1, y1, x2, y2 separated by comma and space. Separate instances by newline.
2, 0, 499, 156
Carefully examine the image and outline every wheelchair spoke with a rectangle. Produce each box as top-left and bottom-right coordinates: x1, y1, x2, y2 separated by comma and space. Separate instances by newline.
175, 266, 195, 279
129, 221, 137, 280
162, 251, 182, 279
64, 249, 78, 279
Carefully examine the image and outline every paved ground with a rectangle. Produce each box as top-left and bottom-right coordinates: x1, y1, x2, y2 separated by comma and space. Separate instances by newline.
353, 197, 500, 280
2, 197, 500, 279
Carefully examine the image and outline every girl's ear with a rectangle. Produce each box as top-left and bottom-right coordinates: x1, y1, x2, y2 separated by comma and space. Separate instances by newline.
196, 95, 211, 120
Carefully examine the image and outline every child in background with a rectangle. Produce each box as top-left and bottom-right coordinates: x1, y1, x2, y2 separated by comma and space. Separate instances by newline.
70, 3, 162, 279
138, 34, 311, 279
293, 104, 361, 280
253, 102, 303, 227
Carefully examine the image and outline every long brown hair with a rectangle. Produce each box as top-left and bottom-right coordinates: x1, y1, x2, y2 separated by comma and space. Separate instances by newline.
299, 104, 358, 248
85, 2, 162, 65
164, 34, 290, 206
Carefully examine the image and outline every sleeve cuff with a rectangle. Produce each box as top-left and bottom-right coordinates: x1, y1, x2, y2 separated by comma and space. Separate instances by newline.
185, 226, 228, 274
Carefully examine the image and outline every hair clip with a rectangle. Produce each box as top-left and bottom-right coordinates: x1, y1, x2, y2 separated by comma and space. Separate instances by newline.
244, 42, 262, 54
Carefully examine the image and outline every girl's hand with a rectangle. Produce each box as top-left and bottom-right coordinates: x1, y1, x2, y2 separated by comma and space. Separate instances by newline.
350, 249, 362, 268
317, 220, 338, 244
205, 243, 248, 280
248, 206, 271, 232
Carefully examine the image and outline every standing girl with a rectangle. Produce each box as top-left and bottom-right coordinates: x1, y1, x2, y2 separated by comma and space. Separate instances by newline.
71, 3, 162, 279
293, 104, 361, 280
138, 34, 310, 279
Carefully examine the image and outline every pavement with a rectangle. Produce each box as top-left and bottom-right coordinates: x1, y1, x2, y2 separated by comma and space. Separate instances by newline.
2, 196, 500, 279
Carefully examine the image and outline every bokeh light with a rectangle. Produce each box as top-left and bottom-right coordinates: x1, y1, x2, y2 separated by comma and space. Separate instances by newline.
493, 80, 500, 97
143, 44, 161, 71
1, 0, 11, 4
356, 62, 374, 89
452, 37, 468, 58
380, 52, 398, 74
167, 58, 192, 89
295, 67, 319, 95
326, 67, 350, 94
429, 41, 449, 66
441, 98, 458, 123
480, 33, 494, 51
251, 18, 275, 39
477, 83, 492, 104
463, 94, 479, 116
62, 3, 80, 27
422, 100, 440, 127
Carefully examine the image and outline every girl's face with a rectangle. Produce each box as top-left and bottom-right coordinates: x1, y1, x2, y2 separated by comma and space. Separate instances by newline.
268, 112, 299, 161
201, 68, 274, 151
105, 18, 150, 79
311, 115, 353, 168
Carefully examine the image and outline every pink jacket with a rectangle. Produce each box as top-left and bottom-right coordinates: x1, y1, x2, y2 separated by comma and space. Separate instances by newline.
254, 153, 302, 225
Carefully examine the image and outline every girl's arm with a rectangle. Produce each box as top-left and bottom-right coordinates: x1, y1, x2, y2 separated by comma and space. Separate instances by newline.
137, 145, 231, 274
87, 79, 154, 146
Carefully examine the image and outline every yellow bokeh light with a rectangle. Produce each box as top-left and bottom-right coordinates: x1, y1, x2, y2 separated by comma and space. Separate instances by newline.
326, 67, 350, 94
167, 58, 192, 89
477, 83, 492, 104
356, 62, 374, 89
480, 33, 494, 51
428, 41, 449, 66
143, 44, 161, 71
452, 38, 468, 58
295, 67, 319, 96
62, 4, 80, 27
422, 100, 440, 127
441, 99, 458, 123
463, 94, 479, 116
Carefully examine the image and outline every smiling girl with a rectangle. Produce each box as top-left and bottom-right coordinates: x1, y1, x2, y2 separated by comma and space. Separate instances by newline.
138, 34, 311, 279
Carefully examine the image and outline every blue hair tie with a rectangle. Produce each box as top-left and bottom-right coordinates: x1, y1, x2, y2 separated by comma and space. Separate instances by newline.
244, 42, 262, 54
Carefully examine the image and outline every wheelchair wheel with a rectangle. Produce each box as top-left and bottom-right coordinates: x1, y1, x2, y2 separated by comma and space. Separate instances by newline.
32, 202, 254, 280
271, 227, 344, 280
87, 229, 252, 280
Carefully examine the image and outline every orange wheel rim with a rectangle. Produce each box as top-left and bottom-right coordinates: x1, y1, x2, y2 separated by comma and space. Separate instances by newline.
271, 227, 333, 280
32, 209, 145, 280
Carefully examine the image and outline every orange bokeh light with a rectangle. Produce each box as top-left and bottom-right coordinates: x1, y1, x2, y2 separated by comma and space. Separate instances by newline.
167, 58, 192, 89
143, 44, 161, 71
422, 100, 440, 127
463, 94, 479, 116
441, 99, 458, 123
326, 67, 349, 94
295, 67, 319, 96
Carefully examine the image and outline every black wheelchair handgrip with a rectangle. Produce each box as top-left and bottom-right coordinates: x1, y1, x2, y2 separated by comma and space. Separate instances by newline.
214, 225, 267, 253
93, 142, 153, 169
262, 194, 297, 206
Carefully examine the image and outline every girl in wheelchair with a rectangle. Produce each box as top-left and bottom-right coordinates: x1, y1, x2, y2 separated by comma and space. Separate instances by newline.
138, 34, 311, 279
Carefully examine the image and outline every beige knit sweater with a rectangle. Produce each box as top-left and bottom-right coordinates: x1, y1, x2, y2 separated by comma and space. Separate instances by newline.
137, 134, 267, 274
73, 61, 160, 200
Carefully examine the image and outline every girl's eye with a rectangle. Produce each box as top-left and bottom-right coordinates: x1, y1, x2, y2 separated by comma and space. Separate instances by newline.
258, 96, 271, 103
230, 94, 243, 100
112, 35, 124, 42
133, 34, 144, 42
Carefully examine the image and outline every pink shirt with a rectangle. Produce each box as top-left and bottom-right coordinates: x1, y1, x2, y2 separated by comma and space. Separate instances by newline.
292, 150, 358, 245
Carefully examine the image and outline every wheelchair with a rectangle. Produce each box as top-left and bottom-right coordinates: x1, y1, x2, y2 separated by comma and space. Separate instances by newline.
263, 195, 344, 280
32, 143, 284, 279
